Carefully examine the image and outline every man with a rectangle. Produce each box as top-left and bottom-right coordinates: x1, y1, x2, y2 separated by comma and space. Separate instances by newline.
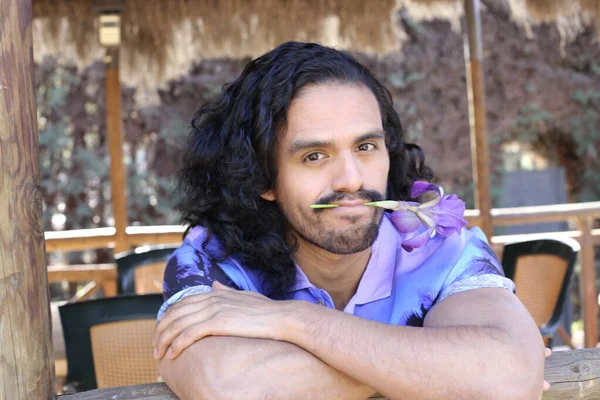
153, 42, 546, 400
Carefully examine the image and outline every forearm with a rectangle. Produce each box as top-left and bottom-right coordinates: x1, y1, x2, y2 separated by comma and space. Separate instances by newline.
159, 336, 376, 400
290, 304, 543, 400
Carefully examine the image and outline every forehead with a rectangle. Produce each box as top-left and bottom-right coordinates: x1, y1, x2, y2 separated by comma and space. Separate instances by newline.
281, 83, 383, 144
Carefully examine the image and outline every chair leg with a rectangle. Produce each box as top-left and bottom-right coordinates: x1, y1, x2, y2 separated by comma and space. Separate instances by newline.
557, 325, 576, 349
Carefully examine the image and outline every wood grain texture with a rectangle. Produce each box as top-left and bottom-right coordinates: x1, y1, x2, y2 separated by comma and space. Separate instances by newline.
55, 349, 600, 399
579, 217, 598, 349
543, 349, 600, 399
464, 0, 493, 240
47, 264, 117, 283
0, 0, 54, 399
40, 210, 600, 255
466, 60, 493, 239
58, 383, 176, 400
105, 47, 129, 253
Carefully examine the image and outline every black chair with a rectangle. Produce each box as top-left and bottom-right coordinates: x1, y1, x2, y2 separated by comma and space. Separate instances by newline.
114, 244, 178, 294
59, 294, 164, 392
501, 237, 579, 346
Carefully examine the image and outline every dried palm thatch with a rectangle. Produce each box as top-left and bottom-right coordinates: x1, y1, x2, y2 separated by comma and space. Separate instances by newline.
578, 0, 600, 32
33, 0, 399, 84
409, 0, 600, 31
32, 0, 599, 85
522, 0, 600, 38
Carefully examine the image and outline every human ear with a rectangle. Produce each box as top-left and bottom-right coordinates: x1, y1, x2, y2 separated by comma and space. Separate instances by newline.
260, 190, 276, 201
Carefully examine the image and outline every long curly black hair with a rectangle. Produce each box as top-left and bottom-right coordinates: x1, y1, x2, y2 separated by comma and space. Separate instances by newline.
177, 42, 433, 298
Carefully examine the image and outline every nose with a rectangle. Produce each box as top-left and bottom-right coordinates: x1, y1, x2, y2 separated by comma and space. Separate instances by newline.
331, 152, 364, 194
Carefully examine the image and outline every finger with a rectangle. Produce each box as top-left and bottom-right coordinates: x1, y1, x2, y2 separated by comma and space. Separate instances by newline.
543, 380, 550, 391
545, 348, 552, 358
154, 303, 221, 359
166, 319, 220, 359
157, 291, 216, 325
212, 280, 235, 291
154, 296, 209, 345
154, 295, 221, 345
154, 296, 220, 347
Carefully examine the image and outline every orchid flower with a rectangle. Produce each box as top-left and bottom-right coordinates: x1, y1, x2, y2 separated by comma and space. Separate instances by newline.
310, 181, 468, 252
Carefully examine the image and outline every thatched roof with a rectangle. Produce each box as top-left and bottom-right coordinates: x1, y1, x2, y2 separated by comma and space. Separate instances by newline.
32, 0, 599, 85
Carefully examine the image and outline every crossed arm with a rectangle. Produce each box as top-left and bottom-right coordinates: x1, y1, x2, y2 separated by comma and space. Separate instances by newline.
155, 283, 545, 400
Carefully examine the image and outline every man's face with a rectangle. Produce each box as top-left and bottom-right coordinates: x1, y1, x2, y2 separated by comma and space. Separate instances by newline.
262, 83, 390, 254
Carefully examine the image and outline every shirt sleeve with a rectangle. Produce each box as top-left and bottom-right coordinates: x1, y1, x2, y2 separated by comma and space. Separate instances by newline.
159, 242, 240, 320
437, 228, 515, 303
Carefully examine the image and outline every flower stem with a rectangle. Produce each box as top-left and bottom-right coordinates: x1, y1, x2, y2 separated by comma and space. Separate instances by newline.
310, 204, 340, 209
363, 200, 401, 210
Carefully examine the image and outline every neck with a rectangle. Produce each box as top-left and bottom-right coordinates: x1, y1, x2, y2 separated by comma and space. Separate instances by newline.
292, 239, 372, 311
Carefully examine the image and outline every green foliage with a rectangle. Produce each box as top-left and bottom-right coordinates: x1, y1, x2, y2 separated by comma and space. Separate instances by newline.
403, 16, 424, 34
388, 72, 425, 89
512, 103, 554, 141
495, 92, 600, 206
572, 89, 600, 106
567, 89, 600, 203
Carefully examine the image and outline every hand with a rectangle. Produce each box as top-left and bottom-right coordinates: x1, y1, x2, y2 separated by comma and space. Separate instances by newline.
543, 347, 551, 391
153, 281, 294, 360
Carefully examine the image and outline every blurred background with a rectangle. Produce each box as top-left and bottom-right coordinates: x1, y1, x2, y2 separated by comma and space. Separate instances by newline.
32, 0, 599, 371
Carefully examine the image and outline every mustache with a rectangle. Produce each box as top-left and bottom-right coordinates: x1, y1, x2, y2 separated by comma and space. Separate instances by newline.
313, 189, 385, 207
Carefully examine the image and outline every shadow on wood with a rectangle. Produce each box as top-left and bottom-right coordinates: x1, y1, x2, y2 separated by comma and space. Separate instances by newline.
57, 348, 600, 399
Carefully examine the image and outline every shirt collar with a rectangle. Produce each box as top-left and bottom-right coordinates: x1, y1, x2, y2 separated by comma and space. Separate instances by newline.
289, 215, 397, 305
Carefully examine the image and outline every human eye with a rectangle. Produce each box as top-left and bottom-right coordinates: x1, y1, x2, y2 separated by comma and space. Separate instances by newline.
304, 152, 327, 162
357, 142, 377, 152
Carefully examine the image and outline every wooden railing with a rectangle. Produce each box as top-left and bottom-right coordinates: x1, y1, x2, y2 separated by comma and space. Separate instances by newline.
46, 202, 600, 346
54, 348, 600, 399
44, 226, 185, 253
45, 203, 600, 252
48, 264, 118, 302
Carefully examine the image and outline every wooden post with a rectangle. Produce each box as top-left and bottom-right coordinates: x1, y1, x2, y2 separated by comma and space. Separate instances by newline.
105, 46, 128, 253
579, 216, 598, 348
0, 0, 55, 398
463, 0, 493, 239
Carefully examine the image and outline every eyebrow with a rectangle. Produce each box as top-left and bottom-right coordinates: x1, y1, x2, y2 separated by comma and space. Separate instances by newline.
288, 129, 385, 156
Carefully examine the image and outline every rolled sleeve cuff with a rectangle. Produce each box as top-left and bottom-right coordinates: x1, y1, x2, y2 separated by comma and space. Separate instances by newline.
438, 274, 516, 303
157, 285, 213, 320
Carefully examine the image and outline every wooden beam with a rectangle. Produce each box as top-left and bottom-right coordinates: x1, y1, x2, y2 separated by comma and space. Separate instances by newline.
463, 209, 481, 227
0, 0, 54, 397
67, 281, 100, 304
53, 348, 600, 399
543, 348, 600, 399
45, 229, 116, 252
58, 383, 176, 399
105, 45, 128, 253
579, 216, 598, 348
101, 278, 118, 297
43, 225, 600, 254
492, 201, 600, 226
47, 264, 117, 283
464, 0, 493, 239
126, 225, 185, 246
491, 229, 600, 246
48, 263, 118, 297
44, 226, 185, 253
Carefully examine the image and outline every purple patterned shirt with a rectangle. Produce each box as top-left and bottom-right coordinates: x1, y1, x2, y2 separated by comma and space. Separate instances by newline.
159, 214, 515, 326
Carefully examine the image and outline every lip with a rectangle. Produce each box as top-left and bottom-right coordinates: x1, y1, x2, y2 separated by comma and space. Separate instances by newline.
327, 201, 372, 216
331, 200, 369, 207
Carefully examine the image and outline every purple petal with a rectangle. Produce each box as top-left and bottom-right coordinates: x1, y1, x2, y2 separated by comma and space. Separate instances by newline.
421, 195, 468, 237
411, 181, 442, 199
401, 227, 435, 252
389, 210, 422, 234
